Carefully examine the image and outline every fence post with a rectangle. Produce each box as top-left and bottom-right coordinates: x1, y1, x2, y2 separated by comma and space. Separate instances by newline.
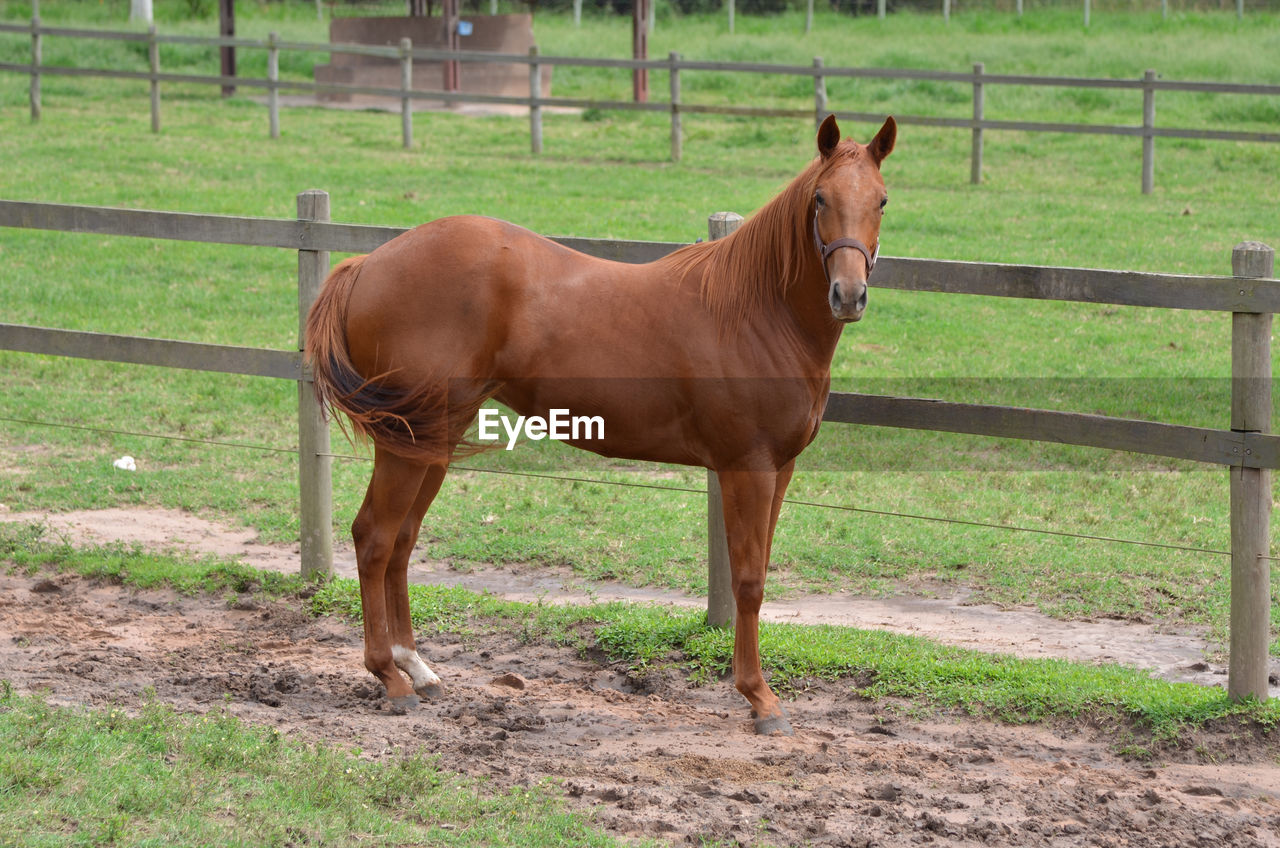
669, 51, 682, 164
706, 211, 743, 629
1141, 69, 1156, 195
728, 0, 735, 35
878, 0, 886, 20
1084, 0, 1090, 27
148, 25, 161, 133
29, 9, 40, 122
813, 57, 827, 131
805, 0, 813, 35
296, 190, 335, 581
944, 0, 950, 24
529, 46, 543, 155
971, 62, 984, 185
1229, 241, 1275, 702
267, 31, 280, 140
400, 38, 413, 150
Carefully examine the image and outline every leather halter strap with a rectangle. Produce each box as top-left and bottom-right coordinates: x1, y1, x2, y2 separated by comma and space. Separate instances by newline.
812, 212, 878, 284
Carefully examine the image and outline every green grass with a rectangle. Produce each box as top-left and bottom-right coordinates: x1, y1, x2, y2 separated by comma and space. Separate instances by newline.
0, 685, 621, 848
0, 3, 1277, 662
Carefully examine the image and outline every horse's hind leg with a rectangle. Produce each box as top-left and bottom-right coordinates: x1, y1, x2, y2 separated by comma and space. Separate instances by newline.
384, 462, 449, 700
351, 446, 431, 710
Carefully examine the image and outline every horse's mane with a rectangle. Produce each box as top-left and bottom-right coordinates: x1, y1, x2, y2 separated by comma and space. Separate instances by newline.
664, 140, 862, 332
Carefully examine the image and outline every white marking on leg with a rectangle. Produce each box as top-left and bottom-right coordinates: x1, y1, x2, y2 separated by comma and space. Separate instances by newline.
392, 644, 440, 688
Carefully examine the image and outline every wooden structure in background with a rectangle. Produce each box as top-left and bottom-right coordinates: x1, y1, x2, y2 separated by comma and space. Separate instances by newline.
313, 14, 549, 108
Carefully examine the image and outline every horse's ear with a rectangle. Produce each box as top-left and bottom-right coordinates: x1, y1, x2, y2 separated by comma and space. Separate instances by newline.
867, 116, 897, 166
817, 114, 841, 160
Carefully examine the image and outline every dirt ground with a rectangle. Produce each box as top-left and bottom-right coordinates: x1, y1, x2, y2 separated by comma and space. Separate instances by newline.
3, 508, 1280, 847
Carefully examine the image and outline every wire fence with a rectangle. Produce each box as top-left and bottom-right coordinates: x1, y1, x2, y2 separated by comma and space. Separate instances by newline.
0, 412, 1236, 559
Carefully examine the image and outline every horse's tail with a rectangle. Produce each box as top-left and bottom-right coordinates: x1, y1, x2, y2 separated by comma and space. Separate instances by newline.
304, 255, 497, 463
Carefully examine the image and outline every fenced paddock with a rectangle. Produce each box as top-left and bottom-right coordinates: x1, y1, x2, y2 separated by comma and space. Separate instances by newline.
4, 17, 1280, 192
0, 193, 1275, 700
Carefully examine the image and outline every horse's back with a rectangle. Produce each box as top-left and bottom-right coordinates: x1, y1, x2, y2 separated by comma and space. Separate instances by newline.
344, 215, 698, 380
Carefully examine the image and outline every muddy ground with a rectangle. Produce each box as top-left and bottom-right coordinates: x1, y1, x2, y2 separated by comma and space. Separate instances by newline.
2, 509, 1280, 847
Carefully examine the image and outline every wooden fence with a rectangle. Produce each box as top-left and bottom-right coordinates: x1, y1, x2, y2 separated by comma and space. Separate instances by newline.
0, 193, 1274, 700
5, 18, 1280, 192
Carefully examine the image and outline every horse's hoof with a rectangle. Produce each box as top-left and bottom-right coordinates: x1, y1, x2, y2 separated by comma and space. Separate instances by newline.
752, 707, 794, 737
387, 693, 420, 715
415, 682, 445, 700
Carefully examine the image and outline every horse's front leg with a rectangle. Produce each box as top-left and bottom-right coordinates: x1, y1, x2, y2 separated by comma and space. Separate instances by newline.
716, 464, 796, 736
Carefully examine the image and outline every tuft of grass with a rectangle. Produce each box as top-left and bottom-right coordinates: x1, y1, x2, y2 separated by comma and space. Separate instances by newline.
0, 520, 308, 597
0, 684, 621, 848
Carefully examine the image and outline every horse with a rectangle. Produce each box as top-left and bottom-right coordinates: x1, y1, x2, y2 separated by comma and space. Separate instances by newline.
305, 115, 895, 736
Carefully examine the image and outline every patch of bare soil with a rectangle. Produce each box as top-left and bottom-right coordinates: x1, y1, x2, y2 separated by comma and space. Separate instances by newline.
3, 568, 1280, 847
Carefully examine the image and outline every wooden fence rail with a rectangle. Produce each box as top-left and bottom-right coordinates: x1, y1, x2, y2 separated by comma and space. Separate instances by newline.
0, 194, 1274, 699
5, 18, 1280, 191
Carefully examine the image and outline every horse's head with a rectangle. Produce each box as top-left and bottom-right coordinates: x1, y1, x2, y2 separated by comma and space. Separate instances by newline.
812, 114, 896, 323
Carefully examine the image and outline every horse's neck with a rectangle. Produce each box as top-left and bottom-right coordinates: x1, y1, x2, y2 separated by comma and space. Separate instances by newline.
781, 279, 845, 373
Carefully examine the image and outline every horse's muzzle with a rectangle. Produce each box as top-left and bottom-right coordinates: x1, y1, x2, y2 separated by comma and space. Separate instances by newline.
829, 279, 868, 323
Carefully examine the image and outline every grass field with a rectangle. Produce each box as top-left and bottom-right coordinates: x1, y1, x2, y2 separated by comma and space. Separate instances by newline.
2, 4, 1279, 844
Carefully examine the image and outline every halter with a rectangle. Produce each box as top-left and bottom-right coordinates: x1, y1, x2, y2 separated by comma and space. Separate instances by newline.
812, 211, 878, 285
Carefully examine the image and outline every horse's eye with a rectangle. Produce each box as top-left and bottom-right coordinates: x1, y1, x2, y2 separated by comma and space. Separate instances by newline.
879, 197, 888, 210
815, 192, 825, 208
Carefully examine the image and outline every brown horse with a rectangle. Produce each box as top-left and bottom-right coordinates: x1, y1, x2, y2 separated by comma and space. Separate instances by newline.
305, 115, 895, 735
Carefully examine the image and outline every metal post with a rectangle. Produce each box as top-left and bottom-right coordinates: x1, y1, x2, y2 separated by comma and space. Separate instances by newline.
706, 211, 744, 629
148, 25, 160, 133
878, 0, 886, 20
400, 38, 413, 150
729, 0, 736, 35
267, 31, 280, 140
1017, 0, 1023, 16
669, 52, 682, 164
971, 62, 984, 185
529, 46, 543, 154
1237, 0, 1244, 19
573, 0, 582, 26
944, 0, 950, 24
1229, 241, 1275, 702
813, 57, 827, 132
29, 9, 40, 122
1142, 69, 1156, 195
1084, 0, 1090, 28
296, 190, 334, 581
805, 0, 814, 34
